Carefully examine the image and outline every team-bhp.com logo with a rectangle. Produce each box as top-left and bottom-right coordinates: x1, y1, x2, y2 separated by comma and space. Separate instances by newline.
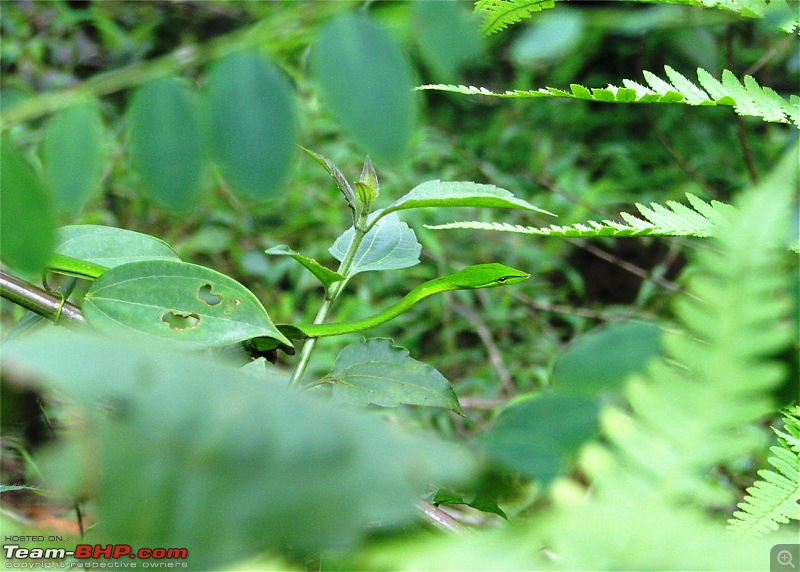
3, 541, 188, 568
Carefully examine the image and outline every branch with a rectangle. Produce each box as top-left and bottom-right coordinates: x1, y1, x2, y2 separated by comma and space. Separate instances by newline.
0, 270, 87, 326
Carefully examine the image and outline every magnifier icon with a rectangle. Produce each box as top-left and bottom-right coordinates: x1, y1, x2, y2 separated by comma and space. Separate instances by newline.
778, 550, 795, 568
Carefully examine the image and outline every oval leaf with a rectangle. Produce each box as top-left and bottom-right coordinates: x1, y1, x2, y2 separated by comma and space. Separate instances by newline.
412, 0, 483, 83
128, 77, 206, 213
479, 394, 599, 483
323, 338, 463, 413
83, 260, 291, 349
57, 225, 180, 268
552, 322, 663, 398
208, 52, 296, 201
311, 14, 415, 162
43, 99, 106, 216
0, 136, 55, 275
330, 213, 421, 276
374, 180, 554, 228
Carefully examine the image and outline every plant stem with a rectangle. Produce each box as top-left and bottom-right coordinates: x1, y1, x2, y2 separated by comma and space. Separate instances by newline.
0, 270, 87, 326
287, 225, 367, 387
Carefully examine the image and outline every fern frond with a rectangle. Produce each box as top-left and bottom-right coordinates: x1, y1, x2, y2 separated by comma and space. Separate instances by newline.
635, 0, 800, 33
728, 406, 800, 536
475, 0, 799, 35
522, 148, 800, 571
584, 147, 798, 507
474, 0, 557, 35
426, 193, 736, 238
420, 66, 800, 127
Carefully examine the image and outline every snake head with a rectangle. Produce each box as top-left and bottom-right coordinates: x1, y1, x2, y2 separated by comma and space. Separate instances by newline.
451, 263, 530, 289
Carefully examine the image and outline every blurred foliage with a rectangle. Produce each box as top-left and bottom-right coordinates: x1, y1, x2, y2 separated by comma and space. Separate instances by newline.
1, 0, 798, 569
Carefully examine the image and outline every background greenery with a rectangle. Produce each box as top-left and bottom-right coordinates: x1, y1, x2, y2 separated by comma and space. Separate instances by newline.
1, 1, 797, 570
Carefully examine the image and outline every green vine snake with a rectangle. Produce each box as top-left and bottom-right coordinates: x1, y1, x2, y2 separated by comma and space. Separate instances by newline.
274, 262, 529, 343
47, 254, 529, 348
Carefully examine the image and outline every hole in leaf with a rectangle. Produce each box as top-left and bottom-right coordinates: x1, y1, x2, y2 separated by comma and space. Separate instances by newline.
161, 311, 200, 331
197, 283, 223, 306
223, 298, 241, 315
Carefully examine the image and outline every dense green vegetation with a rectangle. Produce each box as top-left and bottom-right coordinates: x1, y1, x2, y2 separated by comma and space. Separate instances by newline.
1, 1, 798, 570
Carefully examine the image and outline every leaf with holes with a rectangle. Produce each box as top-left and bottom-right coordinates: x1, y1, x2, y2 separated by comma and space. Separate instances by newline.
322, 338, 463, 414
83, 260, 291, 349
330, 213, 421, 276
56, 225, 180, 268
265, 245, 343, 296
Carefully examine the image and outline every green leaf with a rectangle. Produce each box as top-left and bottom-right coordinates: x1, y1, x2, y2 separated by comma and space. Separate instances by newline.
299, 146, 357, 215
330, 213, 421, 276
728, 406, 800, 536
56, 225, 180, 268
552, 322, 663, 398
431, 488, 507, 519
322, 338, 463, 414
479, 394, 599, 483
420, 66, 799, 127
412, 0, 483, 83
83, 260, 291, 349
265, 244, 344, 296
0, 485, 40, 493
426, 193, 733, 238
510, 9, 584, 67
475, 0, 558, 35
582, 145, 798, 510
5, 331, 475, 567
373, 180, 554, 228
311, 14, 415, 162
0, 136, 55, 275
42, 99, 105, 216
208, 52, 296, 201
128, 77, 206, 214
468, 489, 509, 519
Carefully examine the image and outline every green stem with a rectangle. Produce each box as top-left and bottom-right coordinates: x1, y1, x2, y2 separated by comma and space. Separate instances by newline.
287, 224, 367, 387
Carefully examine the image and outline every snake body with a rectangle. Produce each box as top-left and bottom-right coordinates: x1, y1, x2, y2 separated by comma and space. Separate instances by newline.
277, 263, 529, 341
48, 253, 109, 281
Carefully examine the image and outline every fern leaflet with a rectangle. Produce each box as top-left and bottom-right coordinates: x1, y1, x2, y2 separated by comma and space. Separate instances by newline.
474, 0, 799, 35
528, 147, 800, 570
427, 193, 736, 238
420, 66, 800, 128
474, 0, 557, 35
728, 405, 800, 536
635, 0, 800, 33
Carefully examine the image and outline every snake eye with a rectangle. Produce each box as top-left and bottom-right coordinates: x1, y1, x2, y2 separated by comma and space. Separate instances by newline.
497, 277, 508, 283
